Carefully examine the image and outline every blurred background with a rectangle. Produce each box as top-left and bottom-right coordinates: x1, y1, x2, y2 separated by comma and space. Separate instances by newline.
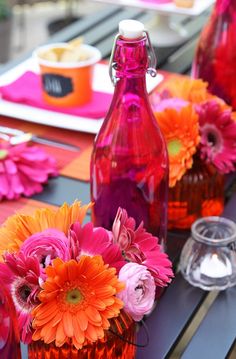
0, 0, 104, 65
0, 0, 214, 77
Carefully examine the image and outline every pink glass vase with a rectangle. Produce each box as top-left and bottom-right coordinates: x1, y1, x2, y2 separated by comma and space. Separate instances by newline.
192, 0, 236, 109
0, 278, 21, 359
90, 22, 169, 246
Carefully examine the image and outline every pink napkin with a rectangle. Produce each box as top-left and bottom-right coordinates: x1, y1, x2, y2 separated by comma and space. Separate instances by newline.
0, 71, 112, 119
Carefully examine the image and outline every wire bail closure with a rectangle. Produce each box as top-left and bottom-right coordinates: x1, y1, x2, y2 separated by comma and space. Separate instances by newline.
109, 30, 157, 86
109, 34, 120, 86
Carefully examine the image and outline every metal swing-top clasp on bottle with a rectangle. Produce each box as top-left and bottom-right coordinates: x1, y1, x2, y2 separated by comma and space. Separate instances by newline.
109, 19, 157, 86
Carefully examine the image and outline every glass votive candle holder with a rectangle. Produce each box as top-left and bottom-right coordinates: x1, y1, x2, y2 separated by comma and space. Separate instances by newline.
179, 216, 236, 290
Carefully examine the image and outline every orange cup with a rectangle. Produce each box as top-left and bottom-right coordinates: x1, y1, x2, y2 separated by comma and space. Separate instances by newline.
33, 43, 101, 107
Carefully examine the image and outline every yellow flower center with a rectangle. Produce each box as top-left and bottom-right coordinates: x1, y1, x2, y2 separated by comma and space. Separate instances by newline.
66, 289, 83, 305
167, 139, 182, 157
0, 150, 8, 160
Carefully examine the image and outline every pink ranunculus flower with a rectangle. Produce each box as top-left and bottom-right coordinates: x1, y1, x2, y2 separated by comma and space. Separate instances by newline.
20, 229, 70, 280
117, 262, 156, 321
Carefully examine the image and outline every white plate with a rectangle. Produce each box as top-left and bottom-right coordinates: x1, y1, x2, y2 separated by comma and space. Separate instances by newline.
92, 0, 215, 17
0, 58, 163, 134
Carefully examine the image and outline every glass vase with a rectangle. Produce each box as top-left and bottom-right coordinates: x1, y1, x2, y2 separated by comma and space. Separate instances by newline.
192, 0, 236, 109
28, 311, 136, 359
168, 154, 224, 230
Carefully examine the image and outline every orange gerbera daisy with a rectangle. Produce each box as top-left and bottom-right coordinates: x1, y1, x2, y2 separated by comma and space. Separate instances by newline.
155, 105, 200, 187
163, 77, 209, 104
32, 256, 124, 349
0, 201, 92, 261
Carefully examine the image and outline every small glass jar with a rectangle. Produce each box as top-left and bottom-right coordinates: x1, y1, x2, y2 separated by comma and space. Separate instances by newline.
180, 216, 236, 290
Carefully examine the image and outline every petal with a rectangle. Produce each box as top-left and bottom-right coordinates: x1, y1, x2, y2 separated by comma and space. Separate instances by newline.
85, 306, 101, 324
55, 320, 67, 347
72, 315, 85, 345
63, 311, 74, 337
76, 310, 88, 331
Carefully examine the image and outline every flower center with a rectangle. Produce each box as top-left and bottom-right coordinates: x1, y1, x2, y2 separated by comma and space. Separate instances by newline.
135, 284, 145, 302
207, 132, 217, 146
201, 124, 222, 154
66, 289, 83, 305
0, 150, 8, 160
11, 278, 37, 313
167, 139, 182, 157
40, 254, 52, 268
18, 284, 32, 302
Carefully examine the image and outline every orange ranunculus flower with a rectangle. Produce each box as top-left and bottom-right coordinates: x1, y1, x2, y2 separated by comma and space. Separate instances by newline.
0, 201, 92, 260
32, 256, 124, 349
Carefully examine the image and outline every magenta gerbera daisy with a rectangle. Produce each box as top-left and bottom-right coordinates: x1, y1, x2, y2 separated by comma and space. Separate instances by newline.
68, 221, 125, 272
1, 252, 41, 344
112, 208, 173, 286
0, 141, 57, 201
196, 100, 236, 173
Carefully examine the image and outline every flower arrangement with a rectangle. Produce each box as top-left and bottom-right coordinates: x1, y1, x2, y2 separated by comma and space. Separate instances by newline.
0, 201, 173, 351
151, 77, 236, 188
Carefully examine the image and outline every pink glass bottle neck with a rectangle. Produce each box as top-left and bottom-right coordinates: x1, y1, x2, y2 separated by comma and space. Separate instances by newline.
113, 36, 148, 79
112, 35, 149, 101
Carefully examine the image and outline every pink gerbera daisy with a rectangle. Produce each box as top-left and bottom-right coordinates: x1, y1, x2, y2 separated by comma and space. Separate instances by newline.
1, 252, 41, 344
69, 222, 125, 272
0, 141, 57, 201
196, 100, 236, 173
112, 208, 173, 286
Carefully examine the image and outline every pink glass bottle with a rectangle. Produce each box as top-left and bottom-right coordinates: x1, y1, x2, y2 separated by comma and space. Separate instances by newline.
0, 278, 21, 359
90, 20, 168, 246
192, 0, 236, 109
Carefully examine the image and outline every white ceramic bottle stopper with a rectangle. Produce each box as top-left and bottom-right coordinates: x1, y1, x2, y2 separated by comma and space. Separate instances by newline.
119, 19, 145, 40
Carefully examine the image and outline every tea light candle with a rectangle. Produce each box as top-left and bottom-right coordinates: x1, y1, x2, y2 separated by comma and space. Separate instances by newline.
200, 253, 232, 278
180, 216, 236, 290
